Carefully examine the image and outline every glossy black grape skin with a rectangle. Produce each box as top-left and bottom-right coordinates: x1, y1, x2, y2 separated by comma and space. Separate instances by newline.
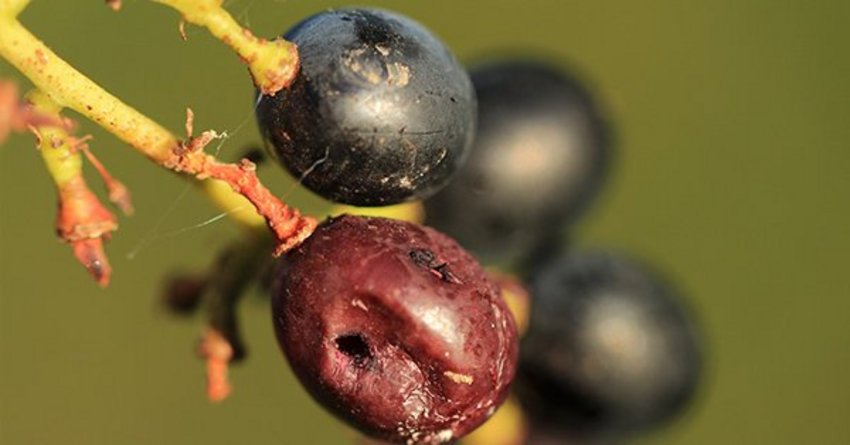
517, 251, 702, 438
425, 60, 611, 264
257, 8, 476, 206
272, 215, 517, 444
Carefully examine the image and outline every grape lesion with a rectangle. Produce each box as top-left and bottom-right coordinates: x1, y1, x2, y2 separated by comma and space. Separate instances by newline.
409, 248, 462, 284
335, 333, 374, 366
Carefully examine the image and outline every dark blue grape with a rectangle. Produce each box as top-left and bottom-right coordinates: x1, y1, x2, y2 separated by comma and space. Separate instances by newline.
257, 9, 475, 206
517, 250, 702, 438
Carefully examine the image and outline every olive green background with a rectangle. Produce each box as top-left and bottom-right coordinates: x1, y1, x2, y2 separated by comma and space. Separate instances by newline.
1, 1, 848, 444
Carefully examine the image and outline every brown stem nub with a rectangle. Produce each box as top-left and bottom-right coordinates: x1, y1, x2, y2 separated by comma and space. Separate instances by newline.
187, 234, 274, 402
56, 176, 118, 286
71, 238, 112, 288
79, 145, 134, 215
198, 328, 234, 402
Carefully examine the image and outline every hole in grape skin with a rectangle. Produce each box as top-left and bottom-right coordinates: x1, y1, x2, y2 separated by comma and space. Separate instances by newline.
335, 334, 373, 365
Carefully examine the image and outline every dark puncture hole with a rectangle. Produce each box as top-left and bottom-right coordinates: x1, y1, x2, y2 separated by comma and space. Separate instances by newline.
335, 334, 372, 364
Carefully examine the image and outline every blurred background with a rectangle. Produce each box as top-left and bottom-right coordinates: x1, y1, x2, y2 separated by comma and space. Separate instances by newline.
1, 0, 848, 443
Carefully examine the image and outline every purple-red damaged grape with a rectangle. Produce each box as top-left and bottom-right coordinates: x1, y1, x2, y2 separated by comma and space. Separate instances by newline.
272, 215, 518, 444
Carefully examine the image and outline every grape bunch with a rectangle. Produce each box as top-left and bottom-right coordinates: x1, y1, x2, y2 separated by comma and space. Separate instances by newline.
181, 6, 702, 445
257, 8, 514, 444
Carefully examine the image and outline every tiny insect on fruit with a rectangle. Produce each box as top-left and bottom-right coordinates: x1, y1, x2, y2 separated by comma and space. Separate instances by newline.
257, 8, 476, 206
425, 60, 611, 265
517, 250, 702, 438
271, 215, 517, 444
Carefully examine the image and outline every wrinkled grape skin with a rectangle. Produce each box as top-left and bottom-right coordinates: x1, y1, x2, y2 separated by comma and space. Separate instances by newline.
272, 215, 518, 444
257, 9, 476, 206
518, 251, 702, 437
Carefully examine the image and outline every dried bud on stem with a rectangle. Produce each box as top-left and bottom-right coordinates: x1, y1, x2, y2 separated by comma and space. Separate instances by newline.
26, 90, 122, 286
0, 4, 315, 266
198, 328, 234, 402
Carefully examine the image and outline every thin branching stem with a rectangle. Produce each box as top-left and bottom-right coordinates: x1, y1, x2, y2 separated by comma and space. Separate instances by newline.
0, 2, 315, 255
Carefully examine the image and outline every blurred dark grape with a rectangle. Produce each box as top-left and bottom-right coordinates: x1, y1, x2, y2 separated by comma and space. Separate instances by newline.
426, 60, 612, 265
517, 250, 702, 439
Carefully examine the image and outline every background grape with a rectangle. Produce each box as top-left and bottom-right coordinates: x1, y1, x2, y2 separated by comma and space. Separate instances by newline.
518, 251, 701, 439
425, 60, 610, 266
1, 1, 848, 444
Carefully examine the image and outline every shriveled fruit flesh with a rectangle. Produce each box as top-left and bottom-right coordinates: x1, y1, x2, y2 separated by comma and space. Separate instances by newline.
272, 215, 518, 444
257, 8, 476, 206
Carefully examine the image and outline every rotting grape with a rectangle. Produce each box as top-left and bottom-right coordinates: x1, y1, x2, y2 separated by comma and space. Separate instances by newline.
516, 250, 702, 438
257, 8, 476, 206
425, 60, 611, 265
272, 215, 517, 444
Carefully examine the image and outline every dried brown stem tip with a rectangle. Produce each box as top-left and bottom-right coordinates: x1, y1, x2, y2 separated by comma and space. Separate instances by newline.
198, 328, 234, 402
56, 176, 117, 286
71, 238, 112, 288
25, 87, 124, 288
79, 144, 134, 215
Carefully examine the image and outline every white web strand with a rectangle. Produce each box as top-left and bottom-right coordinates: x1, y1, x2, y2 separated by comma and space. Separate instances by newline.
125, 184, 192, 260
282, 146, 330, 200
126, 204, 250, 260
125, 98, 260, 259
